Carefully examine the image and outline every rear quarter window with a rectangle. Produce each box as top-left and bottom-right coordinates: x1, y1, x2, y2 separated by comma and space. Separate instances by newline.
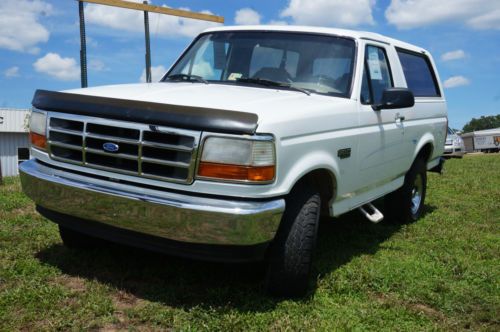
397, 49, 441, 97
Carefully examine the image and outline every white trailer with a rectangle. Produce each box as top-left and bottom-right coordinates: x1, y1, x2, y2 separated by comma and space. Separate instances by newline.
461, 128, 500, 153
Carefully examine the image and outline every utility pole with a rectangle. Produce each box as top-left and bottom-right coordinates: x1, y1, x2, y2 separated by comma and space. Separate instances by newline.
79, 0, 88, 88
143, 0, 151, 83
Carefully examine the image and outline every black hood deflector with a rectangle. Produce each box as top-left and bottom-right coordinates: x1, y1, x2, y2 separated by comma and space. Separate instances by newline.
32, 89, 259, 135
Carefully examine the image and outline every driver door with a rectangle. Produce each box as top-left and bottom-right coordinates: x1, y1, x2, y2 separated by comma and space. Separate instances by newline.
355, 43, 408, 194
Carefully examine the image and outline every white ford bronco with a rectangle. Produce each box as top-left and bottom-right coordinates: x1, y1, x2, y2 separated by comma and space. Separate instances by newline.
20, 26, 447, 297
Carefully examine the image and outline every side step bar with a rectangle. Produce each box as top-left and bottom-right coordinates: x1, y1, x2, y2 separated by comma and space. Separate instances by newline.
359, 203, 384, 223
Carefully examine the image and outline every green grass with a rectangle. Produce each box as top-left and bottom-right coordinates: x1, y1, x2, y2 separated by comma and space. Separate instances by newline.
1, 155, 499, 331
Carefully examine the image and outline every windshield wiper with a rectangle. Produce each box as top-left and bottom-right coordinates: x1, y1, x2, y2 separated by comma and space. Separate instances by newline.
165, 74, 208, 84
237, 77, 311, 96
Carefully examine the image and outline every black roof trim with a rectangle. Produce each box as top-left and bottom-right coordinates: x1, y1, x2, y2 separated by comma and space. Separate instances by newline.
32, 89, 259, 135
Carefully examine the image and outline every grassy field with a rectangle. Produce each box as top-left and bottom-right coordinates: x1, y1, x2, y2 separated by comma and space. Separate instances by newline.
0, 155, 499, 331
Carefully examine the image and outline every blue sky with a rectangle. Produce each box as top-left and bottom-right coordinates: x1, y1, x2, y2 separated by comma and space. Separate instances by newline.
0, 0, 499, 129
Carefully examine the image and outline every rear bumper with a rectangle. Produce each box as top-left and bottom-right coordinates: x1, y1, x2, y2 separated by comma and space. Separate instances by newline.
19, 160, 285, 260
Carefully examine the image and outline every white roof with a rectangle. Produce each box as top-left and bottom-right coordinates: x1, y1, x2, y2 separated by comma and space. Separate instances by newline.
203, 25, 429, 54
460, 127, 500, 137
0, 108, 30, 133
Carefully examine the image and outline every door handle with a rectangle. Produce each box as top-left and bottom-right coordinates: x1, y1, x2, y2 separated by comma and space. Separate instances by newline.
395, 113, 405, 122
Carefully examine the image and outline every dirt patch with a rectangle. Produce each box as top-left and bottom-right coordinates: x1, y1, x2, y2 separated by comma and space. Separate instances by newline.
99, 323, 164, 332
11, 205, 37, 216
53, 275, 87, 293
112, 290, 145, 310
408, 303, 444, 319
372, 292, 447, 321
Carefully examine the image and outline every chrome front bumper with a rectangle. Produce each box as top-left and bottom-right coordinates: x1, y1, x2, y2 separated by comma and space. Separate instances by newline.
19, 160, 285, 246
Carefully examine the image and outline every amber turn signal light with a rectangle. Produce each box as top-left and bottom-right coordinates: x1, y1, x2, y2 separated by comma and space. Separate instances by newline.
198, 162, 275, 182
30, 132, 47, 150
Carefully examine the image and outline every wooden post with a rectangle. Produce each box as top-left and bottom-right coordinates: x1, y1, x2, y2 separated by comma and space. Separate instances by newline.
79, 0, 224, 23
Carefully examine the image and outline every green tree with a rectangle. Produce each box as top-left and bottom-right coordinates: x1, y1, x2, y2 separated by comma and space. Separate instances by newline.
462, 114, 500, 133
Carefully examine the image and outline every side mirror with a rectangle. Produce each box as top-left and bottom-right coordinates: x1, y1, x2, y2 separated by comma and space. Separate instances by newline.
372, 88, 415, 111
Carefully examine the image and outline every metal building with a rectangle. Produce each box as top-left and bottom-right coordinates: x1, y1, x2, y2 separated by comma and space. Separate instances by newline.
0, 108, 30, 177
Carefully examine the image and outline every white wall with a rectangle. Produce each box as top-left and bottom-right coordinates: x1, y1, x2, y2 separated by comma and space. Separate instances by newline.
0, 109, 30, 133
0, 133, 30, 177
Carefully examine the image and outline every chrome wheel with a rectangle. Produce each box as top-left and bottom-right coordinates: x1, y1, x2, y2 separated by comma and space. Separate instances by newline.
411, 173, 423, 215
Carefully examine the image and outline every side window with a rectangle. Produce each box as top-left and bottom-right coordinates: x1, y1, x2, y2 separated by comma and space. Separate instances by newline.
361, 45, 393, 104
397, 49, 441, 97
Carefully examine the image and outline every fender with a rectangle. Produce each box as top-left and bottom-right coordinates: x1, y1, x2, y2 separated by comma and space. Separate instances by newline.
279, 150, 339, 198
413, 132, 436, 163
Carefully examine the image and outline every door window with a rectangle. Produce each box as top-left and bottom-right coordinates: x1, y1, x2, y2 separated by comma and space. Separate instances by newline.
361, 45, 393, 104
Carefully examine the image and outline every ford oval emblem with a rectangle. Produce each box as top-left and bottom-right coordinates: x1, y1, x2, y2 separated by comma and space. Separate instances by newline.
103, 142, 119, 153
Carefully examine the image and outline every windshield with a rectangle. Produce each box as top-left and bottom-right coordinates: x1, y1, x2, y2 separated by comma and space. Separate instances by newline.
164, 31, 356, 97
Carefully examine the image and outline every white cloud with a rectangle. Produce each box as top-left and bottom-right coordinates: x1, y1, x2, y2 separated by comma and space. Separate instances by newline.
467, 9, 500, 30
140, 65, 167, 82
85, 0, 221, 38
441, 50, 466, 62
33, 53, 80, 81
4, 66, 20, 78
235, 8, 261, 25
88, 59, 106, 71
443, 76, 470, 89
386, 0, 500, 30
0, 0, 52, 53
280, 0, 375, 27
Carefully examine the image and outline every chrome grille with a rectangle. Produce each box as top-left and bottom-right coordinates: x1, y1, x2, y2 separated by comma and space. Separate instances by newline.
47, 112, 201, 184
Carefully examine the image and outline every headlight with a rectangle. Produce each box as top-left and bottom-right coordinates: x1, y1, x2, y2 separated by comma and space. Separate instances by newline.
29, 109, 47, 150
197, 136, 275, 183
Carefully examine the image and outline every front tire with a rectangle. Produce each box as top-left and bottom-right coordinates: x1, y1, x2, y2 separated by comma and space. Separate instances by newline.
265, 180, 321, 297
386, 158, 427, 223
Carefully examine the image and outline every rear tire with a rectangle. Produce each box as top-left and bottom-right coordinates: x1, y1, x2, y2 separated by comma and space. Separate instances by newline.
386, 158, 427, 223
59, 225, 99, 249
265, 180, 321, 297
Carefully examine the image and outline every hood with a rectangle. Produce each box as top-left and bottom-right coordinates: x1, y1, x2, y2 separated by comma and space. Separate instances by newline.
64, 82, 305, 109
64, 82, 349, 121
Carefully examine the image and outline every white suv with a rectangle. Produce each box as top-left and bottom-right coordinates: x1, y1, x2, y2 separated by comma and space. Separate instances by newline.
20, 26, 447, 297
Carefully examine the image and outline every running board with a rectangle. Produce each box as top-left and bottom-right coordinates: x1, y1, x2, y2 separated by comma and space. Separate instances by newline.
359, 203, 384, 223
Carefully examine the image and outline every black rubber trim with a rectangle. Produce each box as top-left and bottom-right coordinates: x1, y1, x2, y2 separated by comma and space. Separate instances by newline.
37, 206, 269, 263
32, 89, 259, 135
